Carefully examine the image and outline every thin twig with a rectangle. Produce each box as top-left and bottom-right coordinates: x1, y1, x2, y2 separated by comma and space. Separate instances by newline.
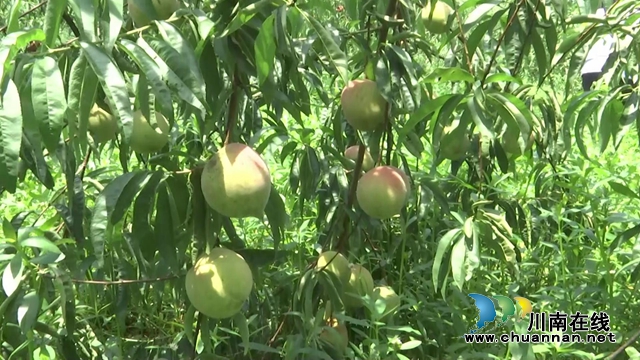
0, 0, 47, 34
265, 306, 290, 348
481, 0, 526, 85
607, 328, 640, 359
262, 261, 315, 360
511, 0, 543, 78
40, 273, 182, 285
335, 139, 366, 254
376, 0, 399, 48
76, 148, 93, 178
46, 13, 184, 56
71, 276, 180, 285
223, 67, 241, 146
451, 0, 474, 74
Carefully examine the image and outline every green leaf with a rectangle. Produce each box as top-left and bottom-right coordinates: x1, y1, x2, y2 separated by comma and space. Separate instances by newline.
419, 176, 450, 214
44, 0, 69, 47
137, 37, 206, 115
0, 77, 23, 193
112, 170, 153, 225
432, 228, 462, 291
118, 40, 174, 120
31, 56, 67, 155
608, 181, 640, 200
488, 92, 531, 143
450, 236, 467, 291
255, 14, 276, 86
155, 21, 207, 103
617, 90, 638, 148
574, 100, 600, 160
432, 94, 465, 144
467, 92, 495, 138
3, 218, 17, 240
183, 305, 196, 345
289, 70, 312, 115
20, 135, 55, 189
51, 267, 78, 340
402, 131, 424, 158
90, 172, 139, 268
399, 339, 422, 350
135, 78, 157, 138
466, 8, 506, 57
194, 13, 215, 41
68, 174, 86, 245
301, 10, 349, 85
221, 0, 286, 37
398, 94, 449, 145
2, 255, 23, 297
529, 29, 547, 85
154, 181, 178, 271
233, 312, 251, 356
6, 0, 22, 35
104, 0, 124, 51
66, 54, 98, 152
238, 342, 280, 355
68, 0, 97, 42
316, 270, 345, 310
189, 167, 207, 249
387, 45, 421, 105
298, 146, 321, 200
80, 41, 134, 144
481, 211, 519, 275
551, 30, 590, 68
132, 171, 165, 262
18, 60, 42, 149
17, 291, 40, 334
485, 73, 521, 84
128, 0, 159, 27
609, 223, 640, 253
425, 67, 475, 83
20, 237, 62, 254
164, 175, 190, 226
596, 91, 624, 153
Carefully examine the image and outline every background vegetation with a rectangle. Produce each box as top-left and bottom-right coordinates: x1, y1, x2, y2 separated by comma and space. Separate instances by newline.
1, 0, 640, 359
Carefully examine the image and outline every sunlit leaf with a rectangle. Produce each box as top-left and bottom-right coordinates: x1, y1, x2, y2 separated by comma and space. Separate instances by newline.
0, 77, 22, 193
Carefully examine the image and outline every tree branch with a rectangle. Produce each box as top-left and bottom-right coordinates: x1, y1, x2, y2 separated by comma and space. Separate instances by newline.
481, 0, 526, 85
224, 66, 241, 146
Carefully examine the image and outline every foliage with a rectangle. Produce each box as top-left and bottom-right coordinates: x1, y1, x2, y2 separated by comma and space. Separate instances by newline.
1, 0, 640, 359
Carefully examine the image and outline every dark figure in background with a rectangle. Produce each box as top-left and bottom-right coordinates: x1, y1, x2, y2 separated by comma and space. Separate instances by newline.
581, 6, 639, 92
580, 8, 615, 91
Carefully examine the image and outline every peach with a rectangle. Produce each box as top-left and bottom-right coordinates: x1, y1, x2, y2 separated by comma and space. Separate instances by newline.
201, 143, 272, 218
356, 166, 410, 219
340, 79, 387, 132
344, 145, 375, 171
